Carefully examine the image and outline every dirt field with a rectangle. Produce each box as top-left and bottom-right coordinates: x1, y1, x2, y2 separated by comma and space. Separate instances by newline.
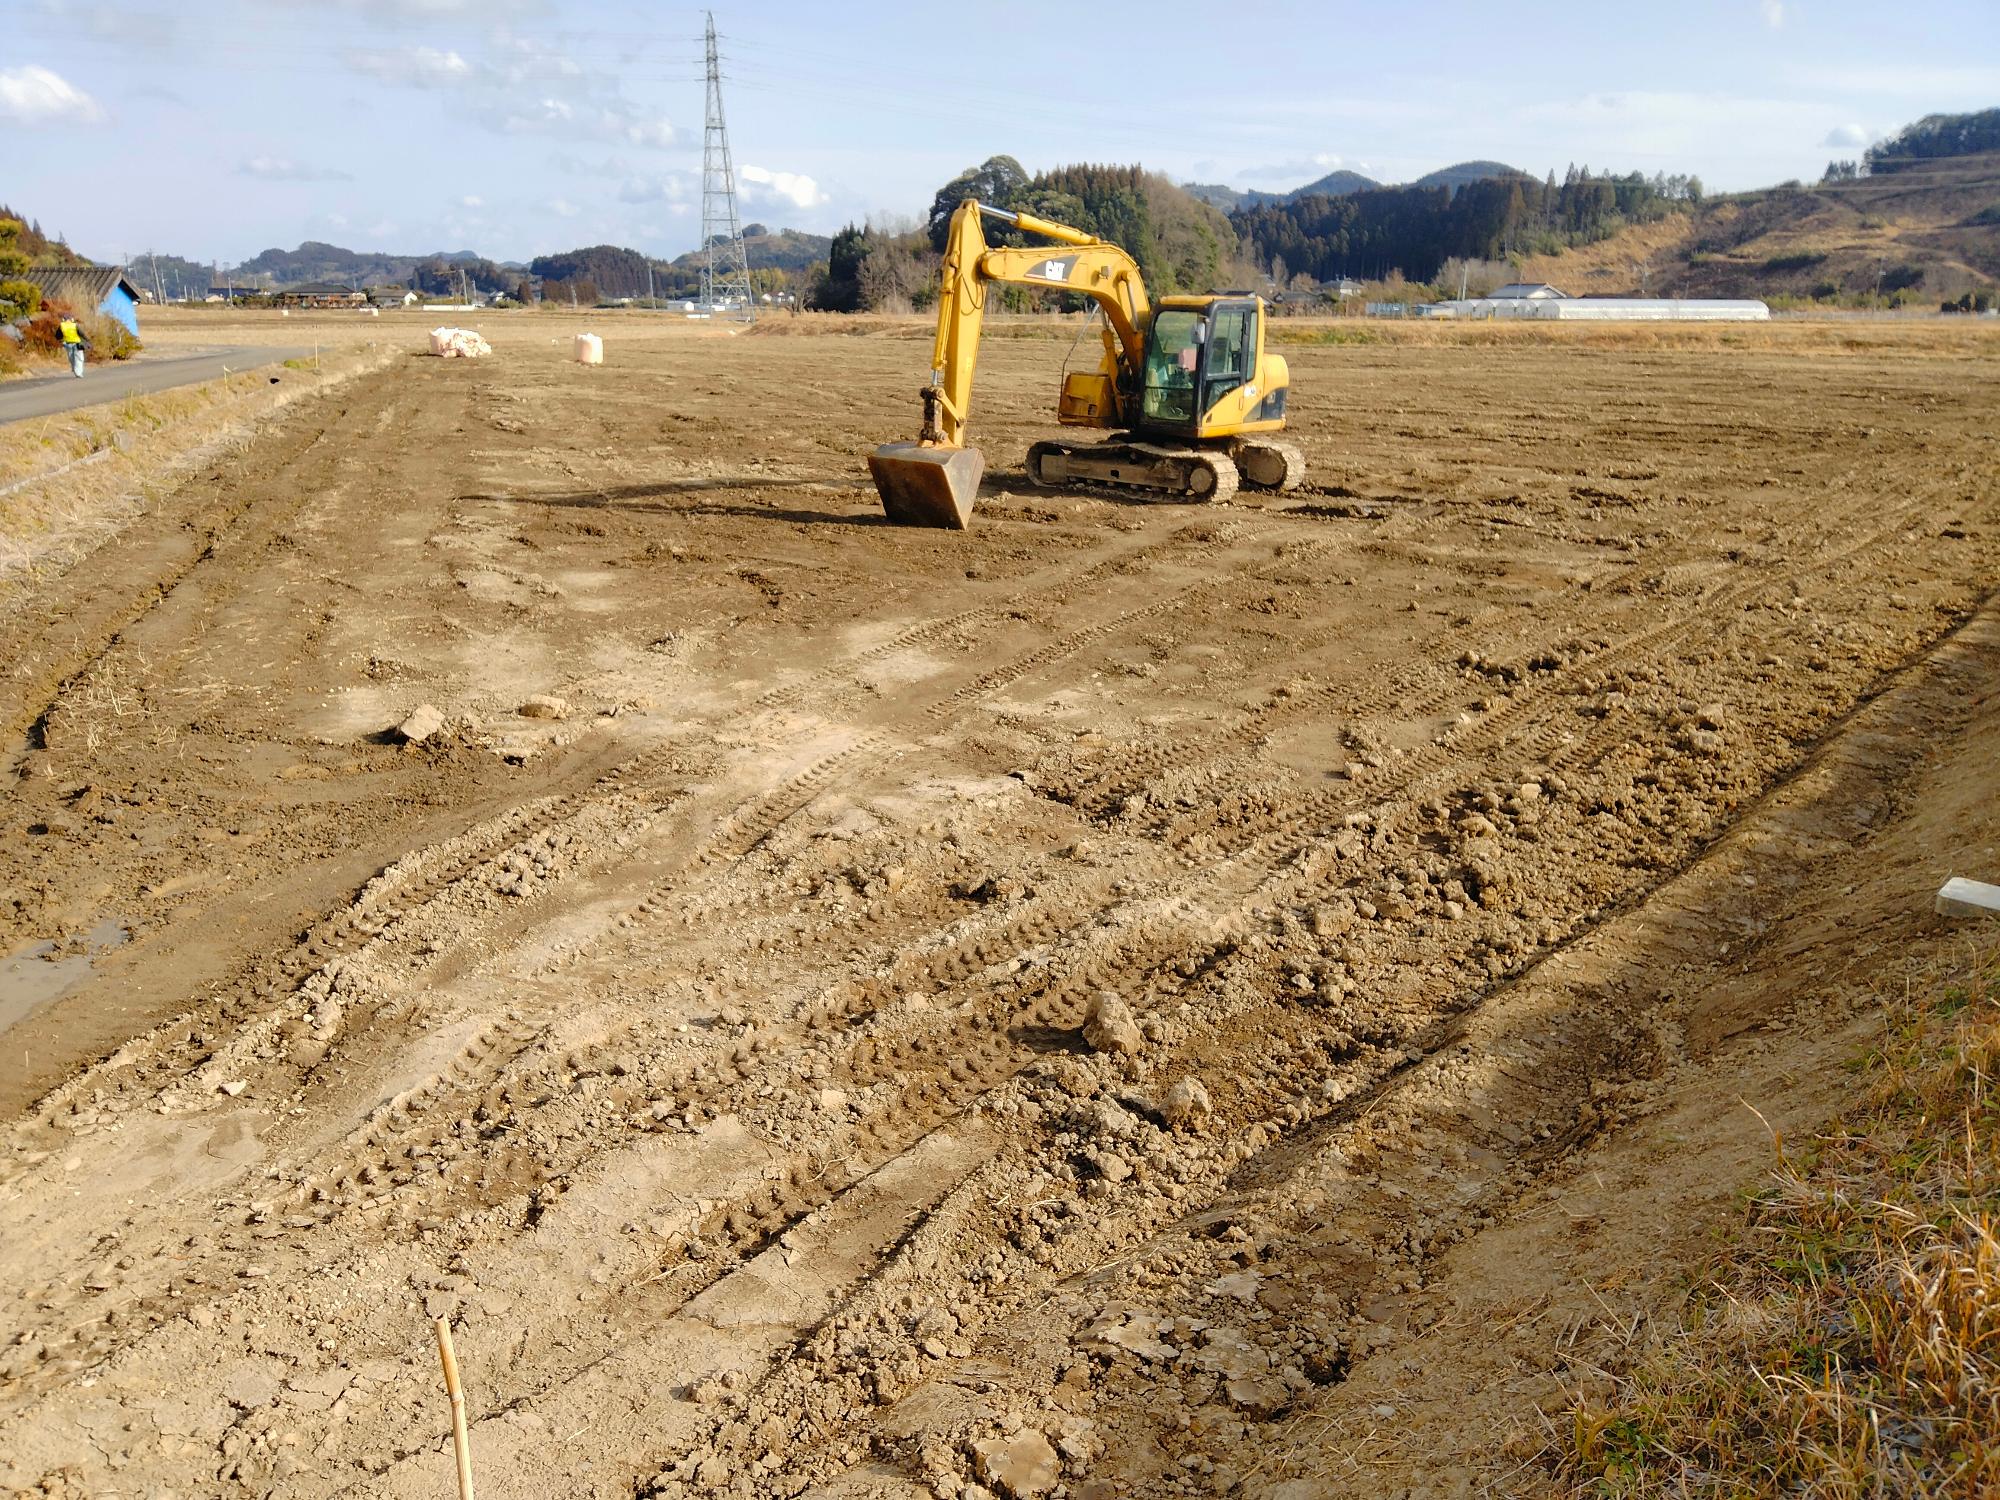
1, 311, 1995, 1499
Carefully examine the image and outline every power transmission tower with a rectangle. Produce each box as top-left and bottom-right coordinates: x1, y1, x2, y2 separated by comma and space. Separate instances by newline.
698, 11, 756, 321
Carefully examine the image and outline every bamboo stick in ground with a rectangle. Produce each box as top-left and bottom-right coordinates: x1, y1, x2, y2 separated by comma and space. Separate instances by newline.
433, 1316, 476, 1500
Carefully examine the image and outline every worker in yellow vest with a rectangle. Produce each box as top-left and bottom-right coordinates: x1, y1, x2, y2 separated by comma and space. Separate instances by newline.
59, 315, 90, 378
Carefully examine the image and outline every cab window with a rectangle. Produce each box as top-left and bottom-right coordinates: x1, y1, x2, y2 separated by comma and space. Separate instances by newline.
1204, 305, 1253, 407
1142, 310, 1204, 424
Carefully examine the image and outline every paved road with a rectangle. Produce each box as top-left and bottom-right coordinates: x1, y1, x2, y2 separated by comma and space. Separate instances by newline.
0, 346, 316, 424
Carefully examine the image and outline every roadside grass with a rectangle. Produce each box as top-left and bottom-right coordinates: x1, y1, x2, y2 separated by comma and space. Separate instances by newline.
1565, 940, 2000, 1496
0, 343, 395, 591
1269, 325, 1382, 346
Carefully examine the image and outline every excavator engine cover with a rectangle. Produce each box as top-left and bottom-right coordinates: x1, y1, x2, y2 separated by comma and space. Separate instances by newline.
869, 442, 985, 529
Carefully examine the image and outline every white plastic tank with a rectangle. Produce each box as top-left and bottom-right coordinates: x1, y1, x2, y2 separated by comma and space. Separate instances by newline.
573, 333, 603, 365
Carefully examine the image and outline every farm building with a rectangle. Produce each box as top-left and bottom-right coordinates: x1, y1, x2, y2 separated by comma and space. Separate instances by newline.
368, 286, 418, 308
28, 265, 144, 336
1430, 290, 1770, 321
277, 282, 367, 309
1487, 282, 1568, 299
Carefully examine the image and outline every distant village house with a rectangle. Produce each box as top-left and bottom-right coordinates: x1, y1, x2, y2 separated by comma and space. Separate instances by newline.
274, 286, 368, 312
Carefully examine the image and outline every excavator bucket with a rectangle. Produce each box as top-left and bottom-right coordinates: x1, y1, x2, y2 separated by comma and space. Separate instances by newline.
868, 442, 985, 529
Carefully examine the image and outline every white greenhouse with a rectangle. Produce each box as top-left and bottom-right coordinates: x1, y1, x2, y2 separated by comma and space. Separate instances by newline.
1431, 293, 1770, 321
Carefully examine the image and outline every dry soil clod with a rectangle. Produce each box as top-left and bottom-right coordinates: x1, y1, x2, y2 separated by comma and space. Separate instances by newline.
1082, 990, 1143, 1057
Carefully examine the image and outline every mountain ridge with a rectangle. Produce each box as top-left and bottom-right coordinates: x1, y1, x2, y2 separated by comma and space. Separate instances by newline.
1185, 159, 1519, 212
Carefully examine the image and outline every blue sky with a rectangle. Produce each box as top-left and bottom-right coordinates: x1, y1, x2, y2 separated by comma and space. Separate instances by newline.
6, 0, 1998, 267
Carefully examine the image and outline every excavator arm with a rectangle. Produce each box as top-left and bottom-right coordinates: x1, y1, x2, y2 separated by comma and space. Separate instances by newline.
871, 200, 1152, 528
919, 201, 1150, 447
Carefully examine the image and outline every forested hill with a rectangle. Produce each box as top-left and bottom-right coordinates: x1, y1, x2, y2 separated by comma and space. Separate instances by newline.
1233, 168, 1704, 284
810, 157, 1231, 314
1865, 107, 2000, 172
924, 156, 1231, 297
666, 225, 832, 275
1182, 162, 1497, 214
229, 242, 514, 289
1410, 160, 1521, 192
0, 205, 85, 266
1518, 147, 2000, 302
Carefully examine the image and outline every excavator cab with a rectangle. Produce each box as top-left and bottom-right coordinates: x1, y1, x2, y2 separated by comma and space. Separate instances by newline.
1138, 296, 1287, 439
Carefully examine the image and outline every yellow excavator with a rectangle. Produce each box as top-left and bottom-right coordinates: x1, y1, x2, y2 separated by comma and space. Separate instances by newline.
869, 199, 1306, 528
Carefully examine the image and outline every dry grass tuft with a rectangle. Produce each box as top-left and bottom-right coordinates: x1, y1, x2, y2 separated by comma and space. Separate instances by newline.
1566, 942, 2000, 1496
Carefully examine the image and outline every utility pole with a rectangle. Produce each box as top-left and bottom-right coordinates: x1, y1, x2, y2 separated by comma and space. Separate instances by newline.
699, 10, 756, 320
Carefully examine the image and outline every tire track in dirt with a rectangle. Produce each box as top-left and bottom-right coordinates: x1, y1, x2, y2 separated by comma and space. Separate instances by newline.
0, 369, 436, 785
293, 450, 1972, 1280
4, 503, 1389, 1425
0, 516, 1370, 1399
613, 589, 2000, 1499
4, 515, 1241, 1126
1064, 457, 1958, 841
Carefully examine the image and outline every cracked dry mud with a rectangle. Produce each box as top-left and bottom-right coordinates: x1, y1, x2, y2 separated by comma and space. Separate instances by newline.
1, 316, 1996, 1499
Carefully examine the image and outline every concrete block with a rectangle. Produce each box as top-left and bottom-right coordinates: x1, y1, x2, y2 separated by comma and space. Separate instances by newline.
1935, 876, 2000, 920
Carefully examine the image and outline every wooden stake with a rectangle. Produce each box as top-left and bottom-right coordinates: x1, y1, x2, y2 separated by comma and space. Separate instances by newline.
433, 1316, 476, 1500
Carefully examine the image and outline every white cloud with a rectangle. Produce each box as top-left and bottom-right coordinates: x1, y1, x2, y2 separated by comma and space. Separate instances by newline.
1759, 0, 1785, 29
618, 174, 694, 205
488, 29, 587, 87
1512, 89, 1835, 170
1240, 151, 1378, 187
240, 155, 354, 183
739, 165, 828, 211
342, 32, 668, 148
314, 0, 545, 18
549, 153, 633, 178
36, 1, 177, 50
549, 197, 579, 218
1786, 62, 2000, 94
483, 98, 672, 147
460, 195, 484, 208
1821, 123, 1872, 148
617, 115, 675, 149
345, 46, 474, 89
0, 64, 105, 126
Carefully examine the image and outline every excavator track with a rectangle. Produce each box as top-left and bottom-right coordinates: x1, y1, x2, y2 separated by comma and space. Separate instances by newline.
1232, 438, 1307, 492
1026, 439, 1240, 504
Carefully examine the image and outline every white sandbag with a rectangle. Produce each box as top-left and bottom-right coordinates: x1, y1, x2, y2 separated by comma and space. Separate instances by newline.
573, 332, 603, 365
429, 327, 491, 359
